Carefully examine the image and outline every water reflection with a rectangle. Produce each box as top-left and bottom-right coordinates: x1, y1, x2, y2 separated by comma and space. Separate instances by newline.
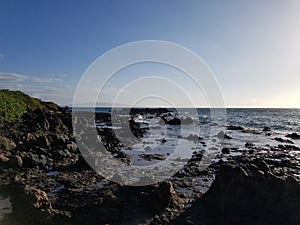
0, 195, 12, 222
0, 186, 53, 225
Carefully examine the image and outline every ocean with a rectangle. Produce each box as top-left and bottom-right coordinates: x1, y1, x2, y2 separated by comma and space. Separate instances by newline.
225, 108, 300, 133
90, 107, 300, 132
84, 107, 300, 166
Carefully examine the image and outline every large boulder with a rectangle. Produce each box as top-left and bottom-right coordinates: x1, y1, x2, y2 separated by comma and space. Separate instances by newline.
0, 184, 71, 225
0, 186, 53, 225
173, 164, 300, 225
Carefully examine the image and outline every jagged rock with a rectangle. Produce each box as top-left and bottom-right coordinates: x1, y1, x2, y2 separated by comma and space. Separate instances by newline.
157, 138, 167, 143
277, 144, 300, 151
182, 134, 202, 141
0, 134, 16, 150
217, 131, 232, 139
173, 164, 300, 225
165, 117, 181, 125
66, 141, 78, 152
24, 185, 52, 209
19, 153, 48, 168
221, 147, 231, 154
0, 152, 9, 163
286, 132, 300, 139
263, 126, 272, 132
160, 115, 194, 126
115, 151, 127, 159
37, 135, 51, 147
44, 101, 61, 112
115, 151, 131, 164
0, 186, 53, 225
245, 142, 254, 148
274, 137, 294, 144
227, 125, 244, 130
151, 181, 182, 209
128, 118, 148, 138
6, 155, 23, 168
16, 155, 23, 167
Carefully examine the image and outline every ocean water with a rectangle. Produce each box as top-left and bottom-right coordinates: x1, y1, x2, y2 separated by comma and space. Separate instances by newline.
92, 107, 300, 132
225, 108, 300, 133
91, 107, 300, 166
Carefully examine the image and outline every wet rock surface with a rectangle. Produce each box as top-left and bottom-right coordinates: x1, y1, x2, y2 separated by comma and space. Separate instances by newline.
0, 104, 300, 225
286, 132, 300, 139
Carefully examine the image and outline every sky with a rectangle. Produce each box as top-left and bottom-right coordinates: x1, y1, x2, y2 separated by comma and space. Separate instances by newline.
0, 0, 300, 107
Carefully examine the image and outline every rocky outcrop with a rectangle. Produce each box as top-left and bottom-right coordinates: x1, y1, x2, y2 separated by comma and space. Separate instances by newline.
0, 103, 80, 171
172, 163, 300, 225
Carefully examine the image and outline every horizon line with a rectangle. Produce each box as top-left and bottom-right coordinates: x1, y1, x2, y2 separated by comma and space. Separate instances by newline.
69, 105, 300, 109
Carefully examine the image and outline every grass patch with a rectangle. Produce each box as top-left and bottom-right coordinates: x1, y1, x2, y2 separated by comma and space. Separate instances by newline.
0, 89, 43, 122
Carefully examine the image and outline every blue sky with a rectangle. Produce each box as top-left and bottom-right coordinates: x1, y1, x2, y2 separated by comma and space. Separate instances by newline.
0, 0, 300, 107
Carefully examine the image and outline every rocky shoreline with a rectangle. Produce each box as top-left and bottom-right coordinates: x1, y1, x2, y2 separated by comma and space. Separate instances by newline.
1, 103, 300, 225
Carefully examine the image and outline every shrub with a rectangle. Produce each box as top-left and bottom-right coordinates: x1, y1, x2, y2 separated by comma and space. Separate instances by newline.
0, 89, 42, 122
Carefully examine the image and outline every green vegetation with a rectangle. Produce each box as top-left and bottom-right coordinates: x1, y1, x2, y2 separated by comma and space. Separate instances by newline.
0, 89, 42, 122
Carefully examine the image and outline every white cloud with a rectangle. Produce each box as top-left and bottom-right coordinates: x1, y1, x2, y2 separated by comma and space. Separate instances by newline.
0, 72, 28, 81
0, 72, 64, 83
45, 77, 64, 82
0, 71, 75, 105
0, 72, 47, 82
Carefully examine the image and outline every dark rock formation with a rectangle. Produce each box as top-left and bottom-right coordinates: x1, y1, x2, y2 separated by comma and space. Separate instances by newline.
262, 126, 272, 132
182, 134, 202, 142
172, 163, 300, 225
217, 131, 232, 139
274, 137, 294, 144
245, 142, 254, 148
140, 154, 166, 161
0, 133, 16, 151
226, 125, 244, 130
286, 132, 300, 139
